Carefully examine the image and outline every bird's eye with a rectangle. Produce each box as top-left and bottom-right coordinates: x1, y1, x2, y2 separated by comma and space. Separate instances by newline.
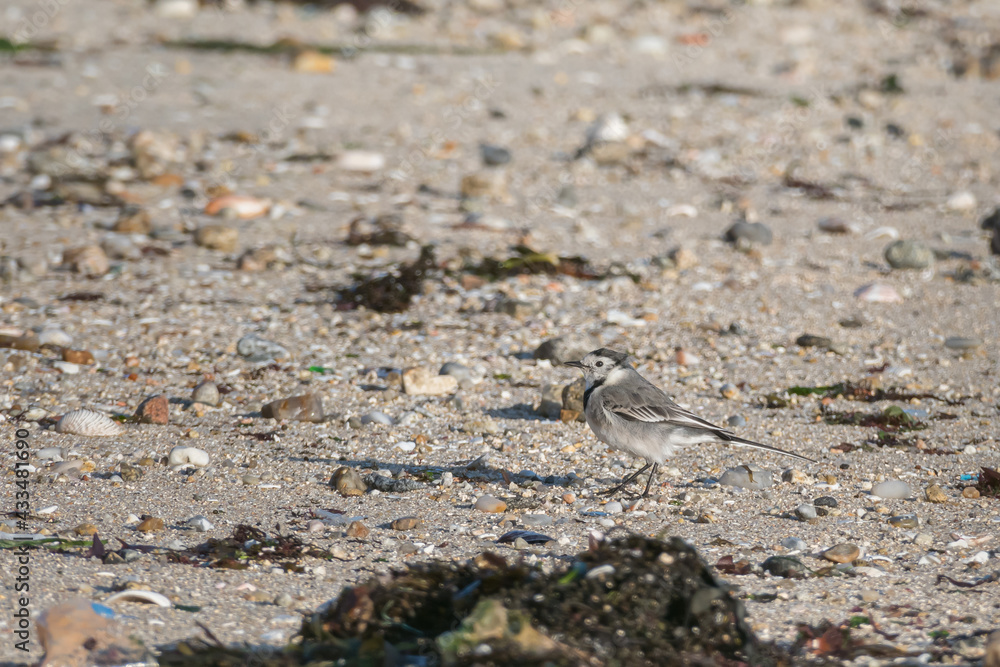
595, 361, 604, 367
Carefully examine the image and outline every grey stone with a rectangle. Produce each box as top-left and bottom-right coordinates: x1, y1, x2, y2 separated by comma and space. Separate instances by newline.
794, 503, 818, 520
724, 221, 773, 247
237, 333, 289, 362
944, 336, 982, 351
719, 465, 773, 490
726, 415, 747, 428
780, 537, 808, 551
872, 480, 911, 499
560, 378, 587, 421
521, 514, 553, 527
479, 143, 512, 166
361, 411, 394, 426
534, 333, 601, 365
439, 362, 473, 386
884, 240, 934, 270
813, 496, 838, 508
761, 555, 807, 578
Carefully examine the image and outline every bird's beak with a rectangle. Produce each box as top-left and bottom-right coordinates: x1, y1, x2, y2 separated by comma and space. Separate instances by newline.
564, 360, 584, 368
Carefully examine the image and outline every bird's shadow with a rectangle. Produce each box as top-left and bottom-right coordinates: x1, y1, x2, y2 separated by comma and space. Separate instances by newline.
484, 403, 548, 421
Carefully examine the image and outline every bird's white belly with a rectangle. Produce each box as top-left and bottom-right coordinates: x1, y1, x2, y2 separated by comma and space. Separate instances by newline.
588, 402, 716, 464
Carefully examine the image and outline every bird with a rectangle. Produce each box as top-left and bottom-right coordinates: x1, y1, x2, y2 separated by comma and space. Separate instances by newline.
565, 348, 815, 497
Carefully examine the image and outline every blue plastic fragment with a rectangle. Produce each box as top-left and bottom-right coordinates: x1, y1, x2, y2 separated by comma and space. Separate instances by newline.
91, 602, 116, 619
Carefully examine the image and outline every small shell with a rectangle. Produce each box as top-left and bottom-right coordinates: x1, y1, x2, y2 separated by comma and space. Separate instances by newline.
204, 195, 271, 219
104, 590, 172, 607
336, 150, 385, 172
864, 226, 899, 242
55, 410, 124, 436
167, 445, 210, 468
854, 283, 903, 303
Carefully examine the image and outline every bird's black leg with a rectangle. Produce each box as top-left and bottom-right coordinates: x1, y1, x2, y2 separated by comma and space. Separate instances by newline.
641, 462, 659, 498
600, 462, 651, 496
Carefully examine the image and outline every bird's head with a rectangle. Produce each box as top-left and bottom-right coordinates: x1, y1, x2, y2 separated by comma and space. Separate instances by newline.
565, 348, 631, 384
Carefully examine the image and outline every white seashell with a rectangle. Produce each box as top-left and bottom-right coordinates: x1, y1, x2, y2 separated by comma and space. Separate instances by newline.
666, 204, 698, 218
586, 112, 629, 144
946, 190, 977, 212
38, 328, 73, 346
204, 194, 271, 219
53, 361, 80, 375
104, 590, 172, 607
854, 283, 903, 303
337, 150, 385, 172
167, 445, 210, 468
55, 410, 124, 436
395, 441, 416, 452
186, 515, 214, 532
864, 226, 899, 242
36, 447, 66, 462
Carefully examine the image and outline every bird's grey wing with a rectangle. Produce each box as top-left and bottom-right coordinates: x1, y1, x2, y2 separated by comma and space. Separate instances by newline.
602, 381, 721, 431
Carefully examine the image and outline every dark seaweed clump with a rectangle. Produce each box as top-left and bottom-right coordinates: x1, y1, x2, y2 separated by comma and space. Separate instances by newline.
335, 245, 436, 313
160, 535, 791, 666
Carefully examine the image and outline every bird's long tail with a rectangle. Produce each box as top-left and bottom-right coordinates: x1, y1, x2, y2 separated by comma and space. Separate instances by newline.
718, 431, 816, 463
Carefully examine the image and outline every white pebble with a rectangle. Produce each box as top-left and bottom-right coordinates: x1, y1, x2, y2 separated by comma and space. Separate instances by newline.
872, 480, 912, 499
167, 445, 210, 468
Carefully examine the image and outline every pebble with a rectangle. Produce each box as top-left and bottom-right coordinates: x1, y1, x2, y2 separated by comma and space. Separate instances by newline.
62, 349, 95, 365
192, 381, 221, 407
761, 555, 807, 579
822, 543, 860, 563
724, 221, 773, 248
345, 521, 369, 538
888, 514, 919, 529
36, 447, 66, 462
261, 393, 324, 422
496, 297, 539, 320
604, 501, 623, 514
241, 475, 260, 486
136, 517, 164, 532
794, 504, 818, 520
119, 462, 143, 482
154, 0, 197, 18
813, 496, 838, 508
337, 150, 385, 172
914, 533, 934, 547
946, 190, 977, 212
292, 50, 336, 74
134, 395, 169, 425
560, 378, 587, 422
521, 514, 553, 527
186, 516, 214, 532
306, 520, 325, 533
795, 334, 832, 349
719, 465, 773, 490
534, 333, 601, 365
194, 224, 239, 252
855, 283, 903, 303
73, 523, 98, 536
719, 383, 740, 400
401, 367, 458, 396
884, 240, 934, 270
816, 217, 857, 234
726, 415, 747, 428
55, 410, 124, 437
944, 336, 982, 351
62, 245, 109, 276
360, 411, 393, 426
474, 495, 507, 513
872, 480, 911, 499
274, 593, 295, 608
0, 332, 40, 352
236, 334, 289, 362
391, 516, 421, 531
330, 467, 367, 497
781, 469, 810, 485
38, 328, 73, 347
780, 537, 808, 551
479, 143, 511, 166
962, 487, 980, 499
167, 446, 210, 468
439, 362, 474, 387
53, 361, 80, 374
925, 485, 948, 503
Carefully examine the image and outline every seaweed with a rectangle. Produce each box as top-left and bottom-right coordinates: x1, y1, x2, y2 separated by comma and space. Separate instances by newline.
976, 467, 1000, 498
784, 380, 964, 406
823, 405, 927, 433
461, 245, 608, 281
161, 535, 793, 666
335, 245, 436, 313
